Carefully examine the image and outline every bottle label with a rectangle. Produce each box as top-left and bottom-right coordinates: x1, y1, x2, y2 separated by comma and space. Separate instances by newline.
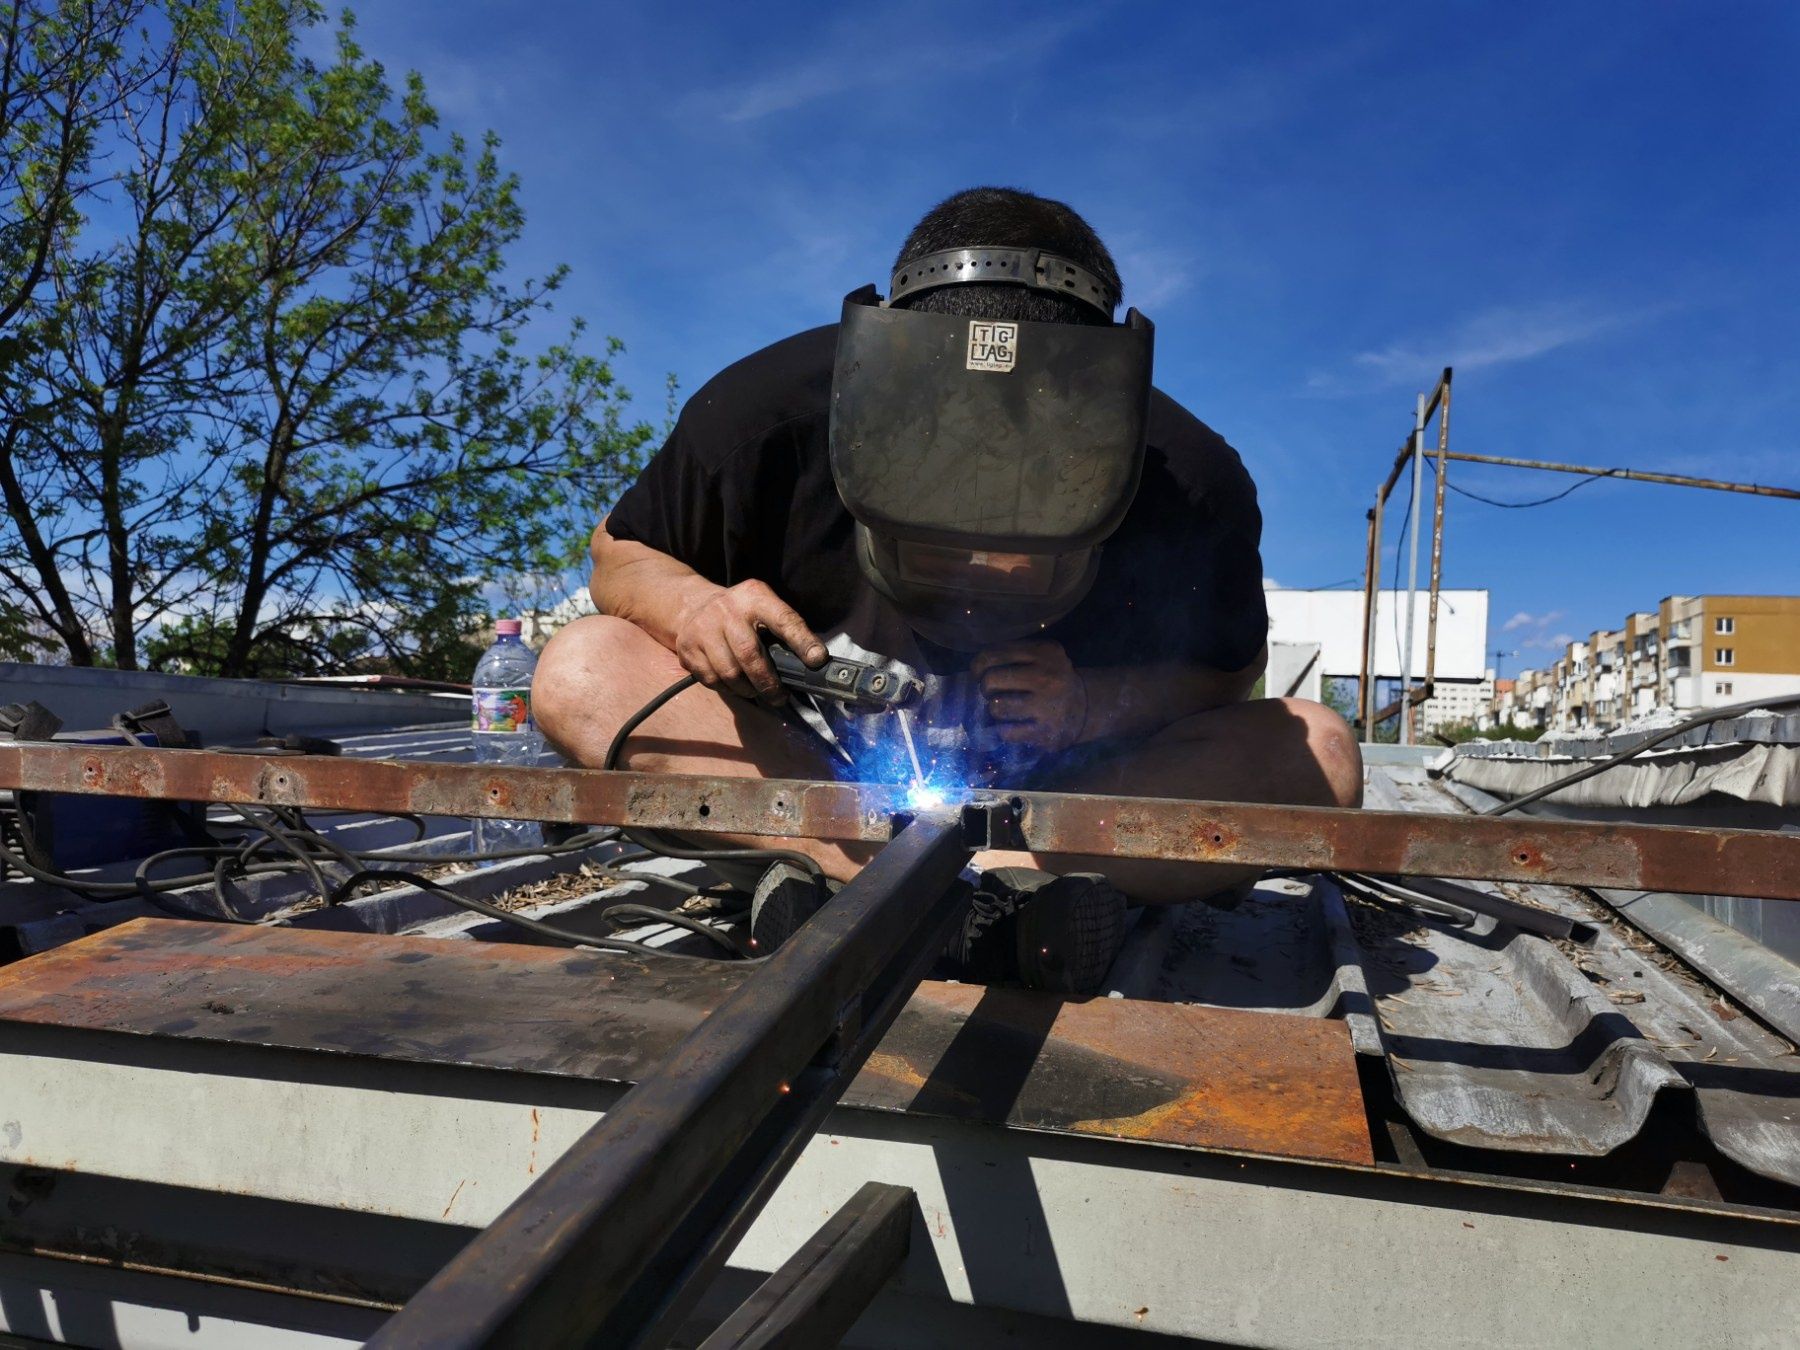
473, 688, 532, 733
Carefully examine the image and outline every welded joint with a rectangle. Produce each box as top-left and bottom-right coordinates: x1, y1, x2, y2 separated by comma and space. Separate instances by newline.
887, 797, 1024, 852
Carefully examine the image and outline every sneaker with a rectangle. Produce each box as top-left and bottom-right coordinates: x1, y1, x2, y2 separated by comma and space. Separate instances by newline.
749, 861, 840, 954
952, 867, 1128, 995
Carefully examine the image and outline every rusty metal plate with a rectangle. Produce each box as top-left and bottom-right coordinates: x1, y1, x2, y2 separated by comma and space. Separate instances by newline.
851, 983, 1372, 1165
0, 918, 745, 1080
3, 742, 1796, 899
0, 920, 1370, 1165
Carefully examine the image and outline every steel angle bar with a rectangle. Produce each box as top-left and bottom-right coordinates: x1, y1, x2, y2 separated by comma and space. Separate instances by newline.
696, 1182, 913, 1350
2, 743, 1798, 900
366, 807, 980, 1350
1341, 872, 1598, 946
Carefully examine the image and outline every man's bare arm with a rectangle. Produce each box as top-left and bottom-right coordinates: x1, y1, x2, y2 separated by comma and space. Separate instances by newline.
973, 641, 1267, 751
589, 518, 825, 705
1077, 644, 1268, 742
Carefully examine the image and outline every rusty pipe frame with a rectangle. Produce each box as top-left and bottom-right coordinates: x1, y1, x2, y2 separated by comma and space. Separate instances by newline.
1358, 491, 1386, 735
1422, 368, 1453, 705
2, 742, 1798, 902
1438, 451, 1800, 501
1358, 365, 1454, 741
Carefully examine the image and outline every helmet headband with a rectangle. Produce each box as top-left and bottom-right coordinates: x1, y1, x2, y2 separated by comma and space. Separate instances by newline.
888, 246, 1115, 317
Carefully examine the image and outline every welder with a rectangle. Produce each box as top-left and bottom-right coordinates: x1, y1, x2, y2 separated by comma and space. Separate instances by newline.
536, 187, 1362, 992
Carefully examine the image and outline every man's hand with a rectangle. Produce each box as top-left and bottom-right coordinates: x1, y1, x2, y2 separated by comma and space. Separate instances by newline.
971, 640, 1089, 752
671, 580, 826, 706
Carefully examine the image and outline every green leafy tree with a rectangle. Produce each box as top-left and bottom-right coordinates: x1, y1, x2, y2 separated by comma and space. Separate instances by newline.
0, 0, 654, 675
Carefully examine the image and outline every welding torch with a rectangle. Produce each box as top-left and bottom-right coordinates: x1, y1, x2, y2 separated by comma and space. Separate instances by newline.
762, 641, 923, 713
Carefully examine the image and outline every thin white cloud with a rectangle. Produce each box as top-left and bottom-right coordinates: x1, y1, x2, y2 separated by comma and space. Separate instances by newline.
1112, 240, 1197, 309
1307, 301, 1669, 395
707, 9, 1092, 124
1503, 608, 1562, 633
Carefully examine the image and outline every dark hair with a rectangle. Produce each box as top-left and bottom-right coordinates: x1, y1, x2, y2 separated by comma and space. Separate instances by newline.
891, 186, 1121, 326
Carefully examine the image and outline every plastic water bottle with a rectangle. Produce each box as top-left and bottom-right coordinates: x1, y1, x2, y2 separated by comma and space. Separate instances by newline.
470, 618, 544, 854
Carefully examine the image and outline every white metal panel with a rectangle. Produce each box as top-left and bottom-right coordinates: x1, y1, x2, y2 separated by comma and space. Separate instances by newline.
1263, 589, 1489, 681
2, 1044, 1797, 1349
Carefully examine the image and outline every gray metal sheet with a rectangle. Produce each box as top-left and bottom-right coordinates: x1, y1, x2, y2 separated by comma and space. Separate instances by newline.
1355, 765, 1800, 1182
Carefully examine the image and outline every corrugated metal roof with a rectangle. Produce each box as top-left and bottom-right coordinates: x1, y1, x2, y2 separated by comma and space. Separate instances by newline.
1105, 762, 1800, 1188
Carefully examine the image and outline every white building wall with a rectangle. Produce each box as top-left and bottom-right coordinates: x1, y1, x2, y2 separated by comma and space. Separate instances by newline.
1266, 642, 1324, 701
1698, 671, 1800, 708
1263, 588, 1488, 681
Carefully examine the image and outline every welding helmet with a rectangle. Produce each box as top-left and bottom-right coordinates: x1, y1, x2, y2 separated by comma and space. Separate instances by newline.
828, 247, 1154, 651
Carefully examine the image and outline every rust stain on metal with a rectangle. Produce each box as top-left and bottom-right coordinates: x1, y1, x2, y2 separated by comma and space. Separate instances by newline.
2, 743, 1798, 899
851, 984, 1373, 1166
2, 921, 1371, 1166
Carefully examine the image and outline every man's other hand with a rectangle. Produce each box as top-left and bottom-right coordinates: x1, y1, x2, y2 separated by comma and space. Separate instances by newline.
672, 580, 826, 706
972, 640, 1089, 752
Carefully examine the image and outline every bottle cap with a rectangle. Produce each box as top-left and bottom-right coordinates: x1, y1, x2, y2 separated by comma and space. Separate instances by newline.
495, 618, 522, 636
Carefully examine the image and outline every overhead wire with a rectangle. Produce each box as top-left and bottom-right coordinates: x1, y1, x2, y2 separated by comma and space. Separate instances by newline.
1421, 453, 1609, 509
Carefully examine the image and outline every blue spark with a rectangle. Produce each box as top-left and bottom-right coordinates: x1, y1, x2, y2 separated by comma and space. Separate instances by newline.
904, 780, 949, 810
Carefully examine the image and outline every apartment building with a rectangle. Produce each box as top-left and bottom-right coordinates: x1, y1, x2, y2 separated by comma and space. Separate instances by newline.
1492, 595, 1800, 733
1588, 627, 1626, 727
1418, 669, 1495, 735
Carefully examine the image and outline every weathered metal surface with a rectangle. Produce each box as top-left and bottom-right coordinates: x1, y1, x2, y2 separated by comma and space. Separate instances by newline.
695, 1181, 912, 1350
1319, 878, 1689, 1156
1351, 764, 1800, 1183
852, 983, 1371, 1166
4, 742, 1799, 900
369, 810, 977, 1349
0, 916, 1369, 1165
0, 917, 742, 1078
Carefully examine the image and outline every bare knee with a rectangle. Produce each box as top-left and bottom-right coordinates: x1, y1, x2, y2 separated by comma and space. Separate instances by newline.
534, 615, 679, 756
1270, 697, 1363, 807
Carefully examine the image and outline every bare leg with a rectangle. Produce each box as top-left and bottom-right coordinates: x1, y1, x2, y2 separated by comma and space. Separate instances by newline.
534, 615, 880, 876
536, 617, 1362, 900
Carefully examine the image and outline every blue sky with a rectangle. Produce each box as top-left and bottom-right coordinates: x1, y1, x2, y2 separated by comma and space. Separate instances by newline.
341, 0, 1799, 677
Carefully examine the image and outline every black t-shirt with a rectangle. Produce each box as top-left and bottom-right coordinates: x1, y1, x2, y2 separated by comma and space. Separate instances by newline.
605, 324, 1268, 674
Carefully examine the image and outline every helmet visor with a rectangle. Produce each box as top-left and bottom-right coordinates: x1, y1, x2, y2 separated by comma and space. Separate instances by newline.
895, 541, 1060, 597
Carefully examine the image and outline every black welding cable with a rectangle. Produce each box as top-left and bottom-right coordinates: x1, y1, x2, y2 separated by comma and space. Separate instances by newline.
220, 803, 342, 909
327, 869, 747, 962
129, 846, 260, 923
603, 672, 825, 879
0, 831, 300, 899
596, 900, 759, 959
603, 673, 699, 771
1481, 690, 1800, 817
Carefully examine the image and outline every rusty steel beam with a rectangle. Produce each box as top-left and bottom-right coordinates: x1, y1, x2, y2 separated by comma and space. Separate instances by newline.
2, 742, 1798, 901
